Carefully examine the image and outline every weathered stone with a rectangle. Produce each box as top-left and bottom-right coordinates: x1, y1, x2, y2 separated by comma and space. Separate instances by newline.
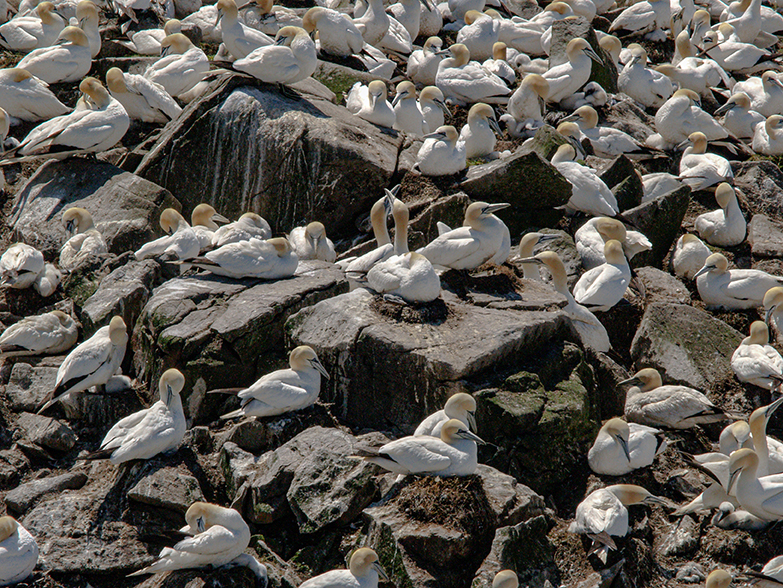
58, 384, 144, 426
659, 515, 700, 557
127, 461, 205, 513
5, 362, 59, 412
603, 98, 656, 143
0, 448, 30, 488
221, 441, 263, 499
635, 267, 691, 306
135, 74, 412, 240
631, 302, 744, 390
622, 185, 690, 267
548, 19, 618, 93
475, 465, 546, 526
16, 412, 77, 452
521, 125, 570, 161
81, 259, 161, 337
598, 156, 642, 213
9, 158, 180, 259
287, 288, 578, 431
733, 161, 783, 218
405, 192, 471, 252
312, 61, 382, 103
748, 214, 783, 258
502, 0, 541, 18
5, 471, 88, 513
135, 565, 259, 588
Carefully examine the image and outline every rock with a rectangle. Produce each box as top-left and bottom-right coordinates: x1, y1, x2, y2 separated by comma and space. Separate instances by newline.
135, 74, 412, 240
312, 61, 383, 103
127, 461, 205, 513
459, 150, 571, 235
603, 98, 656, 143
5, 362, 59, 412
475, 465, 546, 526
622, 185, 690, 267
80, 259, 161, 337
659, 516, 700, 557
502, 0, 541, 18
9, 158, 180, 260
547, 19, 618, 93
5, 471, 88, 513
220, 441, 262, 499
520, 125, 570, 161
15, 412, 77, 452
58, 385, 144, 426
135, 565, 259, 588
133, 261, 347, 423
631, 302, 744, 390
635, 267, 691, 306
404, 192, 471, 252
0, 448, 30, 488
438, 269, 567, 312
598, 156, 642, 213
287, 288, 578, 431
508, 229, 581, 289
733, 161, 783, 218
748, 214, 783, 258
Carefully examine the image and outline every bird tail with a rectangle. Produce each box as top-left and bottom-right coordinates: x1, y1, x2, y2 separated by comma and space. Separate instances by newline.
220, 408, 245, 420
207, 387, 244, 395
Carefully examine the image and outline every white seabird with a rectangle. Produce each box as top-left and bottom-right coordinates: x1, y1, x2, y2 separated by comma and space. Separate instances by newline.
415, 125, 467, 176
694, 183, 745, 247
289, 221, 336, 262
105, 67, 182, 124
654, 89, 728, 147
764, 286, 783, 344
734, 71, 783, 118
0, 243, 44, 289
672, 233, 710, 280
753, 114, 783, 156
299, 548, 388, 588
618, 44, 673, 109
576, 217, 652, 270
731, 321, 783, 390
551, 144, 618, 217
233, 26, 317, 86
563, 105, 647, 158
212, 212, 271, 247
714, 92, 765, 139
407, 36, 445, 86
346, 80, 396, 128
728, 448, 783, 521
678, 133, 733, 192
458, 102, 500, 159
60, 207, 108, 271
301, 6, 363, 57
134, 208, 201, 261
144, 33, 209, 99
217, 0, 272, 59
190, 203, 230, 251
117, 18, 181, 55
15, 25, 91, 85
504, 73, 548, 137
456, 9, 499, 62
0, 1, 64, 52
190, 236, 298, 280
482, 42, 515, 87
608, 0, 670, 38
414, 393, 477, 437
695, 252, 783, 310
352, 0, 389, 46
702, 24, 773, 72
0, 67, 70, 122
588, 418, 667, 476
543, 38, 603, 105
32, 263, 60, 297
0, 310, 78, 357
418, 86, 450, 133
435, 43, 510, 105
515, 232, 557, 280
392, 81, 426, 136
573, 240, 631, 312
342, 193, 393, 280
76, 0, 100, 58
0, 516, 38, 586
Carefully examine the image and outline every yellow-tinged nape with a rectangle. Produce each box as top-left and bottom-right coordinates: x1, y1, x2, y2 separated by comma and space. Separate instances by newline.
108, 315, 128, 345
0, 516, 18, 543
493, 570, 519, 588
268, 237, 292, 256
706, 570, 732, 588
622, 367, 662, 391
159, 208, 186, 233
603, 239, 626, 264
62, 207, 95, 233
595, 217, 626, 242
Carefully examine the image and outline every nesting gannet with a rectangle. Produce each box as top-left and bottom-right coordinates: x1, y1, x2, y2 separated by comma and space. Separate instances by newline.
343, 194, 394, 280
217, 0, 272, 59
518, 251, 610, 352
752, 115, 783, 156
233, 26, 317, 86
0, 243, 44, 289
456, 10, 499, 62
435, 43, 510, 106
117, 18, 181, 55
0, 516, 38, 586
89, 368, 186, 464
563, 105, 646, 158
551, 144, 618, 217
346, 80, 396, 128
654, 89, 728, 146
493, 5, 558, 56
458, 102, 500, 159
190, 236, 298, 280
728, 448, 783, 520
415, 125, 467, 176
588, 418, 667, 476
765, 287, 783, 343
609, 0, 670, 39
695, 253, 783, 310
289, 221, 336, 262
641, 172, 683, 202
748, 395, 783, 476
678, 133, 733, 192
504, 73, 547, 137
32, 262, 60, 297
734, 72, 783, 118
76, 0, 99, 58
714, 92, 765, 139
720, 420, 753, 455
414, 393, 476, 437
515, 232, 557, 280
731, 321, 783, 390
622, 368, 730, 429
542, 38, 602, 105
656, 46, 731, 98
0, 310, 78, 357
356, 418, 486, 476
135, 208, 200, 261
720, 0, 768, 44
144, 33, 209, 98
753, 556, 783, 586
105, 67, 181, 124
618, 45, 673, 109
418, 86, 450, 133
573, 240, 631, 312
693, 183, 745, 247
407, 36, 445, 86
299, 548, 388, 588
238, 0, 302, 35
219, 345, 328, 419
59, 207, 108, 271
482, 42, 515, 87
15, 26, 91, 85
212, 212, 271, 247
0, 68, 70, 122
301, 7, 362, 57
352, 0, 388, 46
575, 217, 651, 270
388, 0, 430, 39
701, 24, 772, 72
672, 233, 710, 280
129, 502, 251, 576
569, 485, 668, 562
0, 1, 64, 52
392, 81, 425, 136
38, 316, 128, 414
190, 203, 230, 251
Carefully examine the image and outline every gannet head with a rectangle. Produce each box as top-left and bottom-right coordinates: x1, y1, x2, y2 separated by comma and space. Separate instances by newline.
493, 571, 519, 588
761, 71, 783, 91
545, 2, 571, 14
79, 76, 111, 109
37, 1, 61, 24
390, 196, 409, 228
566, 38, 602, 64
392, 81, 416, 107
677, 131, 707, 153
492, 41, 507, 61
766, 115, 783, 136
423, 124, 459, 145
747, 320, 771, 345
694, 252, 729, 278
440, 418, 487, 445
216, 0, 238, 25
599, 35, 621, 63
700, 29, 719, 50
444, 392, 477, 430
602, 417, 631, 461
517, 250, 567, 289
464, 201, 510, 227
8, 68, 35, 84
464, 9, 484, 24
268, 237, 293, 257
674, 29, 693, 59
468, 103, 501, 135
0, 516, 18, 543
289, 344, 329, 379
679, 233, 702, 247
105, 67, 129, 95
563, 105, 599, 130
159, 368, 185, 405
714, 182, 736, 212
76, 0, 98, 27
57, 26, 90, 47
349, 548, 388, 581
423, 36, 443, 53
191, 203, 229, 230
603, 239, 626, 265
764, 286, 783, 323
62, 207, 95, 235
51, 310, 73, 327
160, 33, 194, 56
672, 88, 700, 105
160, 208, 186, 234
305, 221, 326, 241
627, 45, 647, 67
236, 212, 265, 230
618, 367, 662, 392
367, 80, 388, 108
607, 484, 669, 507
302, 7, 323, 33
706, 570, 732, 588
594, 218, 626, 243
714, 92, 750, 117
521, 73, 549, 100
556, 121, 579, 140
184, 502, 214, 533
419, 86, 451, 118
717, 22, 736, 39
721, 420, 751, 453
517, 232, 557, 257
551, 143, 576, 164
448, 43, 470, 67
727, 448, 759, 494
109, 315, 128, 346
749, 395, 783, 439
274, 25, 305, 46
164, 18, 182, 35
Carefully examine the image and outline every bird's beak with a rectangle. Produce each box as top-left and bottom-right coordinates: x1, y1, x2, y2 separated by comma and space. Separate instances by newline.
373, 562, 389, 582
197, 516, 205, 533
383, 191, 394, 214
537, 234, 558, 243
517, 256, 544, 265
585, 46, 603, 64
423, 131, 447, 140
714, 101, 734, 116
391, 92, 405, 107
435, 49, 451, 56
483, 202, 511, 214
216, 9, 223, 25
616, 434, 631, 462
618, 376, 642, 386
489, 116, 502, 136
676, 138, 691, 151
236, 1, 252, 8
311, 358, 330, 379
458, 429, 487, 445
275, 35, 287, 45
766, 394, 783, 417
767, 304, 777, 325
161, 45, 171, 56
418, 0, 434, 10
467, 411, 477, 431
643, 495, 671, 507
167, 384, 173, 405
561, 112, 580, 123
66, 219, 76, 234
693, 264, 715, 278
726, 468, 741, 494
212, 213, 230, 224
435, 99, 451, 118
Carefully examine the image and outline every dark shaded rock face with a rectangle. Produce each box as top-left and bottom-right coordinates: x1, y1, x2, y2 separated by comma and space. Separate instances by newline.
623, 185, 690, 267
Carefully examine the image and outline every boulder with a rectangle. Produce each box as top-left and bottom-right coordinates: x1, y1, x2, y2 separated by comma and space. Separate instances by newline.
135, 565, 259, 588
622, 186, 690, 267
8, 158, 179, 260
474, 465, 546, 525
58, 383, 144, 426
135, 74, 412, 240
5, 471, 88, 513
521, 125, 570, 161
5, 362, 59, 413
635, 267, 691, 306
0, 448, 29, 489
733, 161, 783, 218
748, 214, 783, 258
15, 412, 77, 452
126, 460, 205, 514
603, 98, 656, 144
404, 192, 471, 252
598, 156, 643, 213
547, 19, 618, 93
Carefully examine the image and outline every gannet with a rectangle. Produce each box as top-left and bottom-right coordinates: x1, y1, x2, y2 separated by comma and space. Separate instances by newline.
641, 172, 683, 201
701, 24, 772, 72
346, 80, 396, 128
720, 0, 765, 43
618, 45, 673, 109
144, 33, 209, 98
377, 12, 414, 56
418, 86, 450, 133
765, 287, 783, 343
494, 5, 559, 56
446, 0, 484, 21
563, 105, 646, 158
588, 418, 667, 476
299, 548, 388, 588
59, 207, 108, 271
753, 115, 783, 156
655, 56, 730, 98
129, 502, 251, 576
88, 368, 187, 464
0, 243, 44, 289
182, 4, 222, 43
749, 396, 783, 476
392, 81, 425, 135
654, 89, 728, 147
212, 212, 271, 247
238, 0, 302, 35
190, 236, 298, 279
190, 203, 230, 251
105, 67, 181, 124
753, 556, 783, 586
217, 0, 272, 59
289, 221, 336, 262
0, 310, 78, 357
456, 10, 499, 62
233, 26, 317, 85
734, 72, 783, 118
0, 67, 70, 122
352, 0, 388, 46
418, 0, 441, 36
518, 251, 611, 352
355, 43, 396, 79
414, 393, 476, 436
714, 92, 765, 139
415, 124, 466, 176
135, 208, 200, 261
38, 315, 128, 414
693, 183, 745, 247
573, 240, 631, 312
356, 418, 486, 476
622, 367, 730, 429
117, 18, 181, 55
561, 81, 608, 111
491, 571, 518, 588
515, 232, 557, 280
703, 570, 733, 588
504, 73, 547, 136
608, 0, 670, 39
219, 345, 328, 419
542, 38, 602, 105
343, 194, 393, 280
435, 43, 510, 105
696, 253, 783, 309
575, 217, 651, 270
482, 42, 515, 87
418, 201, 509, 268
678, 133, 733, 192
551, 144, 618, 217
731, 321, 783, 390
32, 262, 60, 297
458, 102, 500, 159
407, 36, 445, 86
301, 6, 363, 57
721, 420, 753, 455
76, 0, 99, 58
569, 485, 669, 562
0, 516, 38, 586
15, 25, 91, 85
728, 448, 783, 520
672, 233, 710, 280
0, 1, 64, 52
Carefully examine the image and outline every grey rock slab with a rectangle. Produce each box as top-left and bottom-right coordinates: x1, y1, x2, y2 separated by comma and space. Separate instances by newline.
603, 97, 656, 143
15, 412, 77, 452
635, 267, 691, 306
134, 566, 259, 588
0, 448, 30, 488
659, 515, 700, 557
548, 19, 618, 93
5, 471, 88, 513
6, 362, 59, 412
9, 158, 180, 260
475, 465, 546, 527
127, 462, 205, 513
733, 160, 783, 218
748, 214, 783, 258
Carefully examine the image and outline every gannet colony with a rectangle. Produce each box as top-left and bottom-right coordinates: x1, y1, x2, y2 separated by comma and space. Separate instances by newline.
5, 0, 783, 585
